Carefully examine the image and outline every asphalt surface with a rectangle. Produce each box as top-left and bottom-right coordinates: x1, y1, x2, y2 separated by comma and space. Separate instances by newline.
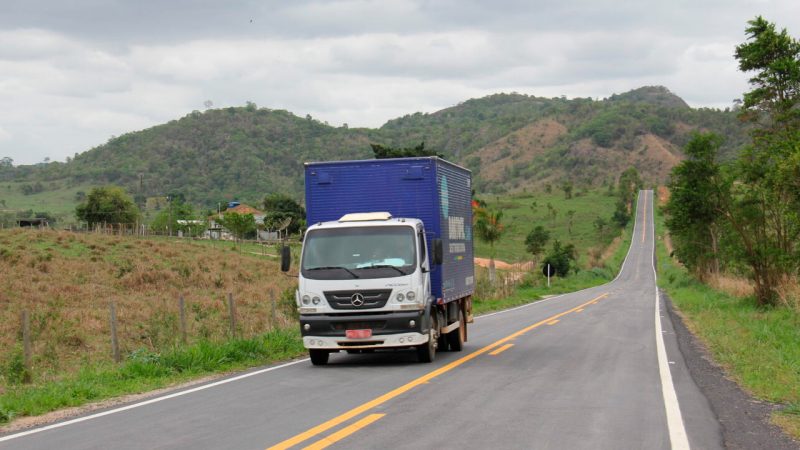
1, 191, 736, 449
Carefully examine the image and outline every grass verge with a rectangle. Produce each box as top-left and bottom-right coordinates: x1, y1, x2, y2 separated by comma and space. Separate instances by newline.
0, 329, 305, 426
653, 209, 800, 439
473, 215, 633, 316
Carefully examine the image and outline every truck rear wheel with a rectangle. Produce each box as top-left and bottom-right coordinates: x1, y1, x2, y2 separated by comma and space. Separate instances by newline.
309, 349, 329, 366
447, 310, 466, 351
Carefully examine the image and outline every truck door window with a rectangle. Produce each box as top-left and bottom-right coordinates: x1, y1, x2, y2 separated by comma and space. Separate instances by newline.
418, 231, 426, 268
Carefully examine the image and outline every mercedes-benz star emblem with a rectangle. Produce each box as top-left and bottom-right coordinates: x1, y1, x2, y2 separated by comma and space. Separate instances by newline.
350, 293, 365, 307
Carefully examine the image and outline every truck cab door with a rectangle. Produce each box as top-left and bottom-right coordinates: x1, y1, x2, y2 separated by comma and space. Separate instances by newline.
418, 228, 431, 299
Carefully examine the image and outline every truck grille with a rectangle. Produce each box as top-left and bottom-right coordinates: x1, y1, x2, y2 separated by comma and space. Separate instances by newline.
324, 289, 391, 310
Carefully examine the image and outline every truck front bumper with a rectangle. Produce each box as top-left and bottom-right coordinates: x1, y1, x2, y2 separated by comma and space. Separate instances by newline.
300, 310, 428, 350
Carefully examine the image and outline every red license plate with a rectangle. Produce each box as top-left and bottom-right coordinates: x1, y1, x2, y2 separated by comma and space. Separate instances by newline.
346, 329, 372, 339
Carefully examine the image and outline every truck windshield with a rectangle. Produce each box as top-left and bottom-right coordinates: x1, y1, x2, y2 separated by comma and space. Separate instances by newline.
301, 226, 417, 280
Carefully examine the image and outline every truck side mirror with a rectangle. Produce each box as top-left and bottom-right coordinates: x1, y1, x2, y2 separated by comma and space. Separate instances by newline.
432, 239, 443, 266
281, 245, 291, 272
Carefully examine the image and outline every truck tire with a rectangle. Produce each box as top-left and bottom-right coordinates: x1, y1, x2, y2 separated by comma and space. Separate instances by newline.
309, 349, 329, 366
447, 310, 465, 351
437, 329, 449, 352
417, 318, 437, 363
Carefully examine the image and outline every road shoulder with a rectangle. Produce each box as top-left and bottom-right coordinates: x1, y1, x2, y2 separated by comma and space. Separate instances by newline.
663, 291, 799, 450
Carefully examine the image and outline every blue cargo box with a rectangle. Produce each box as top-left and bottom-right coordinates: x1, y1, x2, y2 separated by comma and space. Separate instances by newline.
304, 157, 474, 303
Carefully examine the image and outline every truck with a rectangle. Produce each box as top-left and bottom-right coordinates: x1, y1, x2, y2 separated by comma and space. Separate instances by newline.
281, 156, 474, 365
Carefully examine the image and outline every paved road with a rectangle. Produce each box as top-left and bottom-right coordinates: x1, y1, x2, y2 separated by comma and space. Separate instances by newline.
1, 191, 723, 449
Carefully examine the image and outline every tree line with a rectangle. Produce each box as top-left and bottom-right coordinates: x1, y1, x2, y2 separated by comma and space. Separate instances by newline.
665, 16, 800, 307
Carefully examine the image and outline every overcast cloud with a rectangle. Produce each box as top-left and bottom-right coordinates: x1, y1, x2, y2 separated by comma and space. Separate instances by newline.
1, 0, 798, 165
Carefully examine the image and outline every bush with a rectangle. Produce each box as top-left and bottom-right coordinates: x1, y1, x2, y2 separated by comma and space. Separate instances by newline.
541, 240, 577, 277
3, 345, 30, 384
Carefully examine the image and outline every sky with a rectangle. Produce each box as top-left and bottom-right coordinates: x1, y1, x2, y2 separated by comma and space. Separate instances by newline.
1, 0, 799, 165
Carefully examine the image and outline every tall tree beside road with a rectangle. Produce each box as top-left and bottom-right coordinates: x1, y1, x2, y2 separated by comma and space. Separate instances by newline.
75, 186, 140, 227
667, 17, 800, 307
665, 133, 726, 279
474, 208, 505, 284
728, 16, 800, 306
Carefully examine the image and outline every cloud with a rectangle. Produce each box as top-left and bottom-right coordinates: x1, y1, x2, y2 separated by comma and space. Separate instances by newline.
1, 0, 799, 164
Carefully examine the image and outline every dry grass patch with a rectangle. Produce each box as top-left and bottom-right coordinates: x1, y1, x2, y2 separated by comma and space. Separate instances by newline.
0, 229, 296, 387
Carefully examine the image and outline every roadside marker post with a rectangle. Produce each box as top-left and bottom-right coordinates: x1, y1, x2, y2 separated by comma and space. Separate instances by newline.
547, 264, 551, 287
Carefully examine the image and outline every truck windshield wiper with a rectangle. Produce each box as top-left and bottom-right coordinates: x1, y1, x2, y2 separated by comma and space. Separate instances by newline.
306, 266, 360, 278
360, 264, 407, 275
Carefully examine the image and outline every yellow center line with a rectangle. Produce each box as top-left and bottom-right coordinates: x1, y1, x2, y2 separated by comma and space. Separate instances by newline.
575, 308, 584, 312
266, 292, 608, 450
489, 344, 514, 356
546, 319, 559, 325
302, 414, 385, 450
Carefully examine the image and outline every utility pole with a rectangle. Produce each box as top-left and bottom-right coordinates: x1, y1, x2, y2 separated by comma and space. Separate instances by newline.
167, 195, 172, 237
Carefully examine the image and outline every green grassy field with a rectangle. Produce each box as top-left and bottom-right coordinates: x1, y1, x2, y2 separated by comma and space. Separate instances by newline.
654, 206, 800, 439
0, 180, 94, 225
474, 189, 620, 264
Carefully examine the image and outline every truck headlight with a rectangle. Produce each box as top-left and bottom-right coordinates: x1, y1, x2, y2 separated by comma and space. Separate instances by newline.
302, 295, 311, 305
396, 292, 405, 302
312, 296, 321, 305
406, 291, 416, 302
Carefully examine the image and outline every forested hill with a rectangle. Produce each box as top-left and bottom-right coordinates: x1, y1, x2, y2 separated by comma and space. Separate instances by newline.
2, 86, 747, 206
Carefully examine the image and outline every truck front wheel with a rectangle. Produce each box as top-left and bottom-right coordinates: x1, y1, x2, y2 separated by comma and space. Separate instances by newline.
417, 318, 437, 363
309, 349, 329, 366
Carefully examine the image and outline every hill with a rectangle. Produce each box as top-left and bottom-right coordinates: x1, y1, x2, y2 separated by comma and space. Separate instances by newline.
0, 86, 748, 214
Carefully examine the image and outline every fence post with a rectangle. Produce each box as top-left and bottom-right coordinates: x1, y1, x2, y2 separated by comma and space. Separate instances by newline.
179, 295, 187, 344
21, 310, 32, 383
110, 302, 121, 363
228, 293, 236, 337
270, 293, 277, 330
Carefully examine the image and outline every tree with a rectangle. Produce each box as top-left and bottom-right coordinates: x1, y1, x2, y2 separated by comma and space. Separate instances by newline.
474, 208, 505, 284
370, 142, 442, 159
263, 193, 306, 235
734, 16, 800, 130
150, 199, 205, 236
0, 157, 12, 168
75, 186, 140, 227
725, 16, 800, 306
525, 225, 550, 264
617, 167, 642, 213
665, 132, 725, 278
611, 199, 630, 228
542, 240, 577, 277
594, 216, 609, 239
561, 181, 573, 199
219, 212, 256, 244
566, 210, 576, 235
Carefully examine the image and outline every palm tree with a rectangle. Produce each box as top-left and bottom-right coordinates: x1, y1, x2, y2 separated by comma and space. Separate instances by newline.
474, 208, 505, 284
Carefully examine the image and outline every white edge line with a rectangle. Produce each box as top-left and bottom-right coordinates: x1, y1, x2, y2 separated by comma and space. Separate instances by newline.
1, 193, 645, 441
0, 358, 309, 442
649, 190, 690, 450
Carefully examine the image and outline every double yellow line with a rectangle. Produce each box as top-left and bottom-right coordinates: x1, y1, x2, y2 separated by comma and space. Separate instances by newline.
268, 292, 609, 450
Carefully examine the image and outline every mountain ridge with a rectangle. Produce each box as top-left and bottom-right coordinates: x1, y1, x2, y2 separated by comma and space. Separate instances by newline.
0, 86, 747, 206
